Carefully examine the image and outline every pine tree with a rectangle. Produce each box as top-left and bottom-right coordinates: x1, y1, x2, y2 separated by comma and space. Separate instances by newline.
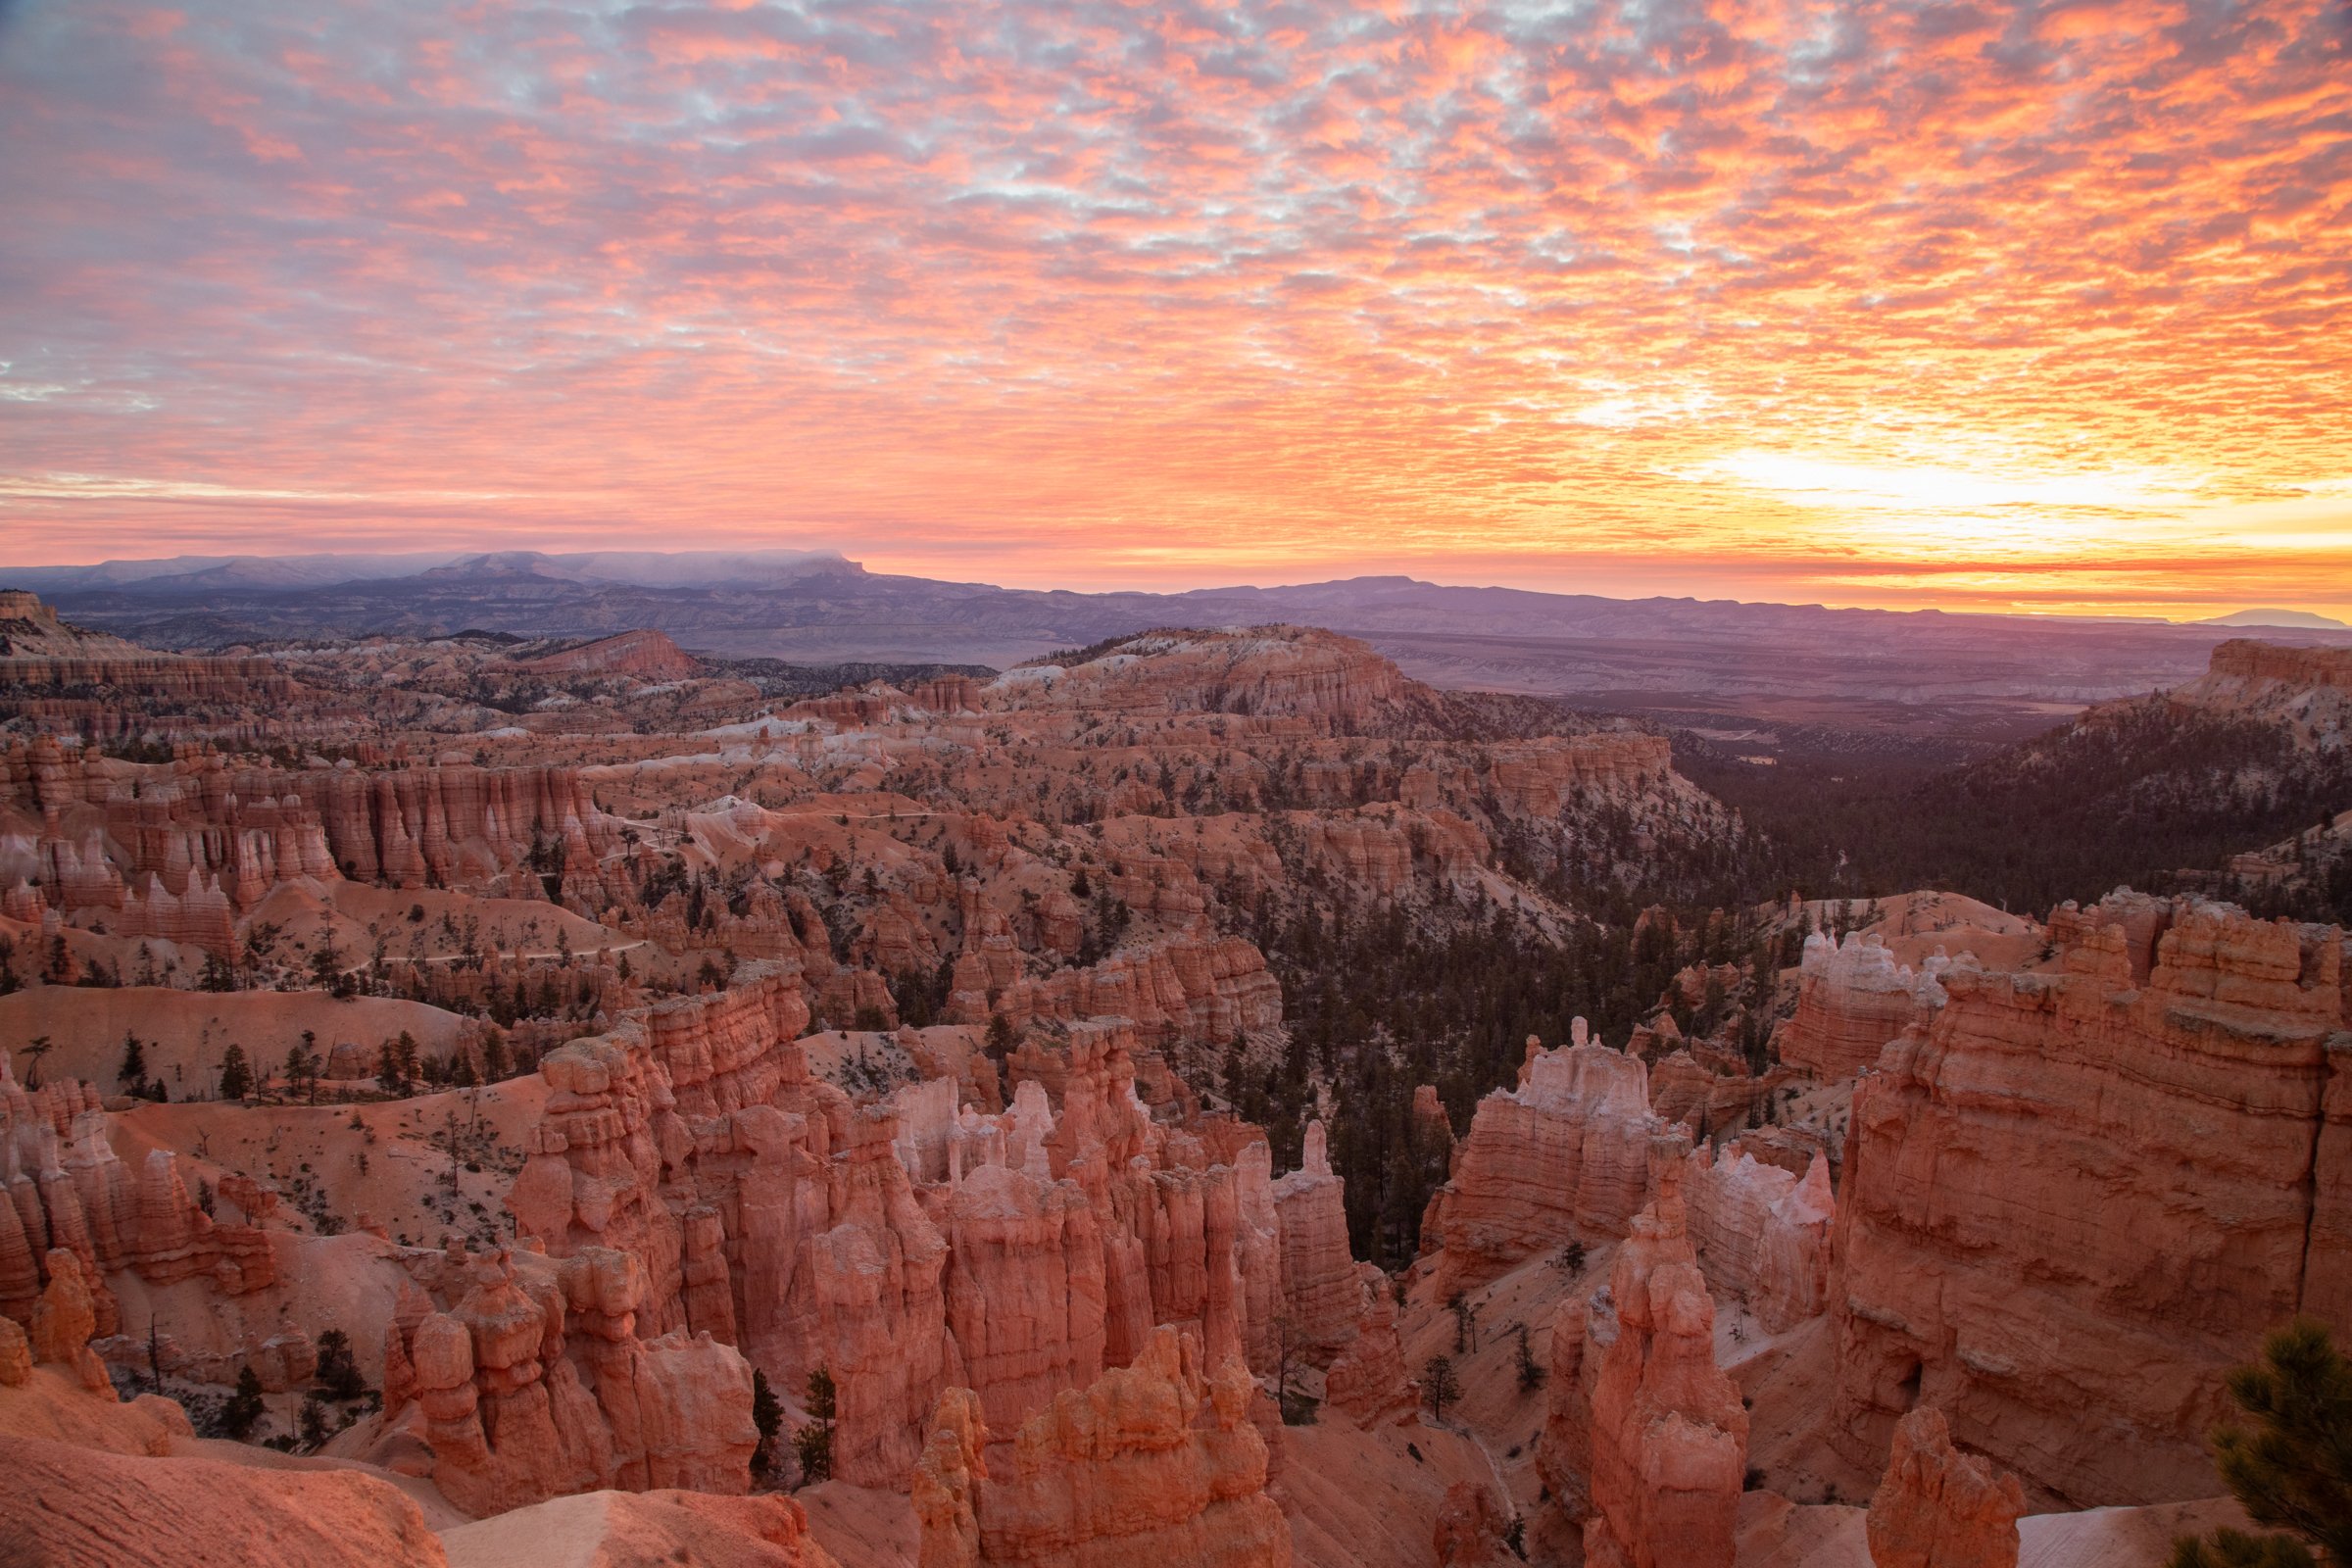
222, 1365, 267, 1439
1515, 1322, 1546, 1393
793, 1367, 837, 1485
1423, 1353, 1460, 1424
2170, 1318, 2352, 1568
752, 1368, 784, 1475
118, 1031, 147, 1089
218, 1043, 253, 1101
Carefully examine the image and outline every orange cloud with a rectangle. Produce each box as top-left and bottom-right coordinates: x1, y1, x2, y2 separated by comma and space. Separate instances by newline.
0, 0, 2344, 619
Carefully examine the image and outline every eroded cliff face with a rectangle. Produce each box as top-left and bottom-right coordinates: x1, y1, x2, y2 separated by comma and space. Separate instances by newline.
0, 737, 630, 951
912, 1324, 1293, 1568
384, 1245, 757, 1516
1540, 1169, 1747, 1568
1778, 933, 1955, 1082
1, 1057, 273, 1338
1681, 1145, 1834, 1335
501, 961, 1345, 1494
1829, 893, 2352, 1504
1270, 1122, 1355, 1366
1424, 1028, 1676, 1294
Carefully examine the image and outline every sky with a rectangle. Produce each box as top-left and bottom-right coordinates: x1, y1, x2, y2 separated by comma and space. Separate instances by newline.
1, 0, 2347, 619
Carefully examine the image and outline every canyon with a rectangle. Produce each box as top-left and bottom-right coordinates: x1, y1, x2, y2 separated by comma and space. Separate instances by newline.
0, 596, 2337, 1565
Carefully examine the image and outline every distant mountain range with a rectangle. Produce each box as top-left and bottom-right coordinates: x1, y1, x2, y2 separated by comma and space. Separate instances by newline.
2194, 607, 2350, 629
9, 550, 2349, 753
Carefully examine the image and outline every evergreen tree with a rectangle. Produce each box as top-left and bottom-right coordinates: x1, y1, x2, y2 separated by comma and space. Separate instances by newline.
1423, 1354, 1461, 1424
218, 1043, 253, 1101
2171, 1318, 2352, 1568
314, 1329, 368, 1401
1515, 1322, 1546, 1393
118, 1031, 147, 1089
222, 1365, 267, 1439
793, 1367, 837, 1485
752, 1368, 784, 1475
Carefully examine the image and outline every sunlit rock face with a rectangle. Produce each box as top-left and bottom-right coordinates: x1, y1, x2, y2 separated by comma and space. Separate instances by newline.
1830, 893, 2352, 1504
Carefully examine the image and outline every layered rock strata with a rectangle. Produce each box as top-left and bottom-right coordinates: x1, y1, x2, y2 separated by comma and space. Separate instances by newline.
1829, 894, 2352, 1503
1423, 1027, 1676, 1293
1778, 932, 1955, 1082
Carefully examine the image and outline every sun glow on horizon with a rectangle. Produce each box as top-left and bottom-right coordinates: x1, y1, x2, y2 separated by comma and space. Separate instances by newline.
0, 0, 2345, 618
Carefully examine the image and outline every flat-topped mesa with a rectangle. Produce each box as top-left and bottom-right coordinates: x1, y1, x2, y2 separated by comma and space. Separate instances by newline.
1829, 891, 2352, 1505
1779, 932, 1960, 1082
382, 1245, 757, 1516
1541, 1168, 1747, 1568
511, 629, 701, 681
2168, 639, 2352, 747
989, 625, 1406, 728
1865, 1407, 2026, 1568
0, 595, 304, 739
912, 1324, 1293, 1568
1423, 1026, 1680, 1294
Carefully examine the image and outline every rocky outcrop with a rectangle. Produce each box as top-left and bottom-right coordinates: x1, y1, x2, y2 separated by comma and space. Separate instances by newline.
1322, 1263, 1415, 1427
912, 1325, 1292, 1567
991, 626, 1405, 729
1271, 1121, 1356, 1365
2169, 639, 2352, 748
1681, 1145, 1834, 1333
1778, 933, 1952, 1082
1865, 1407, 2025, 1568
1541, 1169, 1746, 1568
1424, 1028, 1674, 1292
990, 931, 1283, 1052
439, 1488, 842, 1568
1, 1059, 272, 1335
1829, 894, 2352, 1504
383, 1246, 757, 1516
514, 629, 702, 681
1433, 1480, 1517, 1567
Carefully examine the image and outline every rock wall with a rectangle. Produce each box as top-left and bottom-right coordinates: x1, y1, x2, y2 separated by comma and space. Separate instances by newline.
507, 965, 1328, 1494
1681, 1144, 1835, 1333
1, 1059, 273, 1336
385, 1246, 757, 1516
1778, 933, 1952, 1082
912, 1324, 1293, 1567
1321, 1263, 1415, 1427
1424, 1028, 1676, 1293
1829, 894, 2352, 1504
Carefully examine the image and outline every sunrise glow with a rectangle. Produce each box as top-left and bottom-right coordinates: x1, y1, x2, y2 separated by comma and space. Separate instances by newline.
2, 0, 2347, 615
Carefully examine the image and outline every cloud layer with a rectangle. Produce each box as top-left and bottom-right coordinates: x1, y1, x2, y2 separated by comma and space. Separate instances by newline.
1, 0, 2346, 613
